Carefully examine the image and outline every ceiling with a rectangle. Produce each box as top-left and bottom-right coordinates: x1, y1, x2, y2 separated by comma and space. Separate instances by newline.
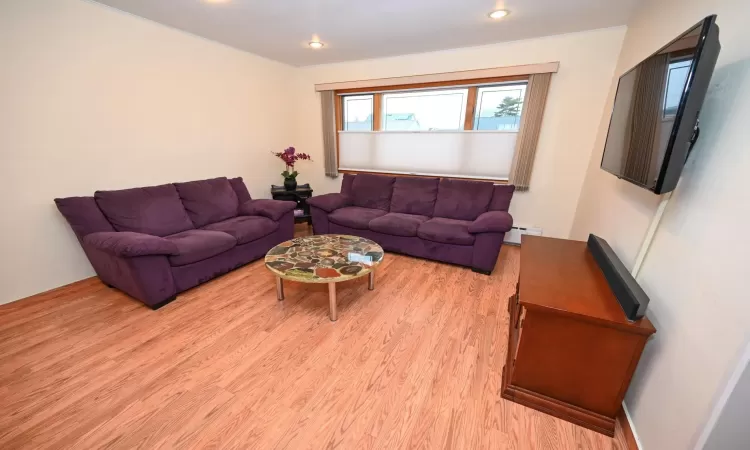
92, 0, 638, 66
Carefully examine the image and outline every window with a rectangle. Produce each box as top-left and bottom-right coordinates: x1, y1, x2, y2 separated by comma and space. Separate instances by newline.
341, 81, 528, 133
663, 59, 692, 118
474, 84, 527, 131
337, 78, 533, 181
381, 88, 468, 131
343, 95, 373, 130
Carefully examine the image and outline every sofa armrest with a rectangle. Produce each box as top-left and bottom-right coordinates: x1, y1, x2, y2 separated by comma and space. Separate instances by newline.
239, 199, 296, 221
306, 193, 351, 213
83, 231, 179, 258
468, 211, 513, 234
82, 243, 176, 307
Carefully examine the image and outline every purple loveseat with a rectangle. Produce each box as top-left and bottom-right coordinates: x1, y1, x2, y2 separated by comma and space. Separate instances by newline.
55, 177, 295, 309
307, 174, 514, 274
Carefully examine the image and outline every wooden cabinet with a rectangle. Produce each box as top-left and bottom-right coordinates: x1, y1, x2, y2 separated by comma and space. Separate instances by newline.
271, 184, 313, 225
501, 235, 656, 437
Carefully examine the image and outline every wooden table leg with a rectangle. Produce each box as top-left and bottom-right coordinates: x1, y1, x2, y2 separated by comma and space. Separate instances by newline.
328, 282, 337, 322
276, 277, 284, 301
368, 271, 375, 290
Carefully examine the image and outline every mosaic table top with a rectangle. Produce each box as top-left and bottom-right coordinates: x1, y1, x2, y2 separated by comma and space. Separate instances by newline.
264, 235, 384, 283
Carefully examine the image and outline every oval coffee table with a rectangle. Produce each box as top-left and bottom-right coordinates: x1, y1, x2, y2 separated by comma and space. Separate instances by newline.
264, 235, 384, 321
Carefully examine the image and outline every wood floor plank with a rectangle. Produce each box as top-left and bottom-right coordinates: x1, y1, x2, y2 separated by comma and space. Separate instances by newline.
0, 238, 629, 449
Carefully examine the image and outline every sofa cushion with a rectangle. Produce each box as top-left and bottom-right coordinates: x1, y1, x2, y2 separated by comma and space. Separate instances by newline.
488, 184, 516, 212
306, 193, 352, 213
202, 216, 278, 245
369, 213, 429, 237
340, 173, 357, 195
389, 177, 439, 216
228, 177, 252, 204
55, 196, 116, 239
341, 173, 356, 196
328, 206, 387, 230
350, 174, 396, 211
95, 184, 194, 237
164, 229, 237, 266
174, 177, 239, 228
238, 199, 296, 221
417, 217, 475, 245
432, 179, 495, 221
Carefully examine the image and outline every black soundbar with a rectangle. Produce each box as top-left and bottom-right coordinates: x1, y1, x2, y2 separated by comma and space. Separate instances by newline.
587, 234, 650, 321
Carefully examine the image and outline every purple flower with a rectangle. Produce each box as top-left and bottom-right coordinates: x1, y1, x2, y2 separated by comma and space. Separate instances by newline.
273, 147, 312, 171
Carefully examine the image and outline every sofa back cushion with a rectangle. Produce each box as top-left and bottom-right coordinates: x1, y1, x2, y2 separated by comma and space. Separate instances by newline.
340, 173, 356, 196
488, 184, 516, 212
95, 183, 194, 237
432, 178, 495, 221
389, 177, 439, 216
175, 177, 239, 228
350, 174, 396, 211
55, 196, 115, 240
228, 177, 252, 204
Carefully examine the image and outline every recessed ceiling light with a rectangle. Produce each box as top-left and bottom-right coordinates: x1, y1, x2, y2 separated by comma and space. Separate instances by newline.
308, 41, 324, 49
489, 9, 510, 19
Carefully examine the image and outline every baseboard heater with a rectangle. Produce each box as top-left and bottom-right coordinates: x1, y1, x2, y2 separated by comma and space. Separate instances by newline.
504, 226, 543, 245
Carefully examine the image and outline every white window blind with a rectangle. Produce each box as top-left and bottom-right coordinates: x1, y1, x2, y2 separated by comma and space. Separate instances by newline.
338, 131, 517, 180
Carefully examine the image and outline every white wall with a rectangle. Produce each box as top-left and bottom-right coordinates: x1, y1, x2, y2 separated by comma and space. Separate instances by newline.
703, 344, 750, 450
0, 0, 296, 305
570, 0, 750, 448
292, 27, 627, 239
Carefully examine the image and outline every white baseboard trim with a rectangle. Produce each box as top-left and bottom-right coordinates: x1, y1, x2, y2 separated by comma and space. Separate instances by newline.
622, 401, 644, 450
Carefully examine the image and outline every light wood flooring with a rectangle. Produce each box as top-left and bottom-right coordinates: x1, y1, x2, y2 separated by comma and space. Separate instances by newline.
0, 237, 631, 449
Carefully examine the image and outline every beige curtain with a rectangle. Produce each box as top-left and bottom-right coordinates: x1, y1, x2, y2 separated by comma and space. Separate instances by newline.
509, 72, 552, 191
320, 91, 339, 178
623, 54, 668, 185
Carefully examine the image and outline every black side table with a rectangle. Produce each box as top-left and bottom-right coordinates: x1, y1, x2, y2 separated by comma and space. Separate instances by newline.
271, 183, 313, 226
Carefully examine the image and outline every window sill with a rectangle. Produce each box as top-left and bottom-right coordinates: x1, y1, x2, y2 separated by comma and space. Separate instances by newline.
338, 168, 510, 184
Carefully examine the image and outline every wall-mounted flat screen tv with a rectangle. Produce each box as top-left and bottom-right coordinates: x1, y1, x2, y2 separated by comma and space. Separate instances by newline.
601, 15, 721, 194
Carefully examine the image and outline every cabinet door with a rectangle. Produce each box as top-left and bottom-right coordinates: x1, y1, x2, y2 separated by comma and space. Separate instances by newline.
507, 289, 523, 369
508, 282, 519, 313
513, 307, 526, 363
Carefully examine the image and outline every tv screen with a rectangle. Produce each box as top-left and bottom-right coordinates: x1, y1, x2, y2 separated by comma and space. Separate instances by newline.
601, 16, 720, 194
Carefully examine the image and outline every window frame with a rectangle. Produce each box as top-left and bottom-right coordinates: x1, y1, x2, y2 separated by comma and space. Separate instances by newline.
334, 75, 529, 182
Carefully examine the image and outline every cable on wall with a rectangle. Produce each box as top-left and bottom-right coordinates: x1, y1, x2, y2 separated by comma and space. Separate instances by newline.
630, 190, 673, 278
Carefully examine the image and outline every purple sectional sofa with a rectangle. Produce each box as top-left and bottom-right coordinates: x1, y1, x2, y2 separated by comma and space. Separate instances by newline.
307, 173, 514, 274
55, 177, 295, 309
